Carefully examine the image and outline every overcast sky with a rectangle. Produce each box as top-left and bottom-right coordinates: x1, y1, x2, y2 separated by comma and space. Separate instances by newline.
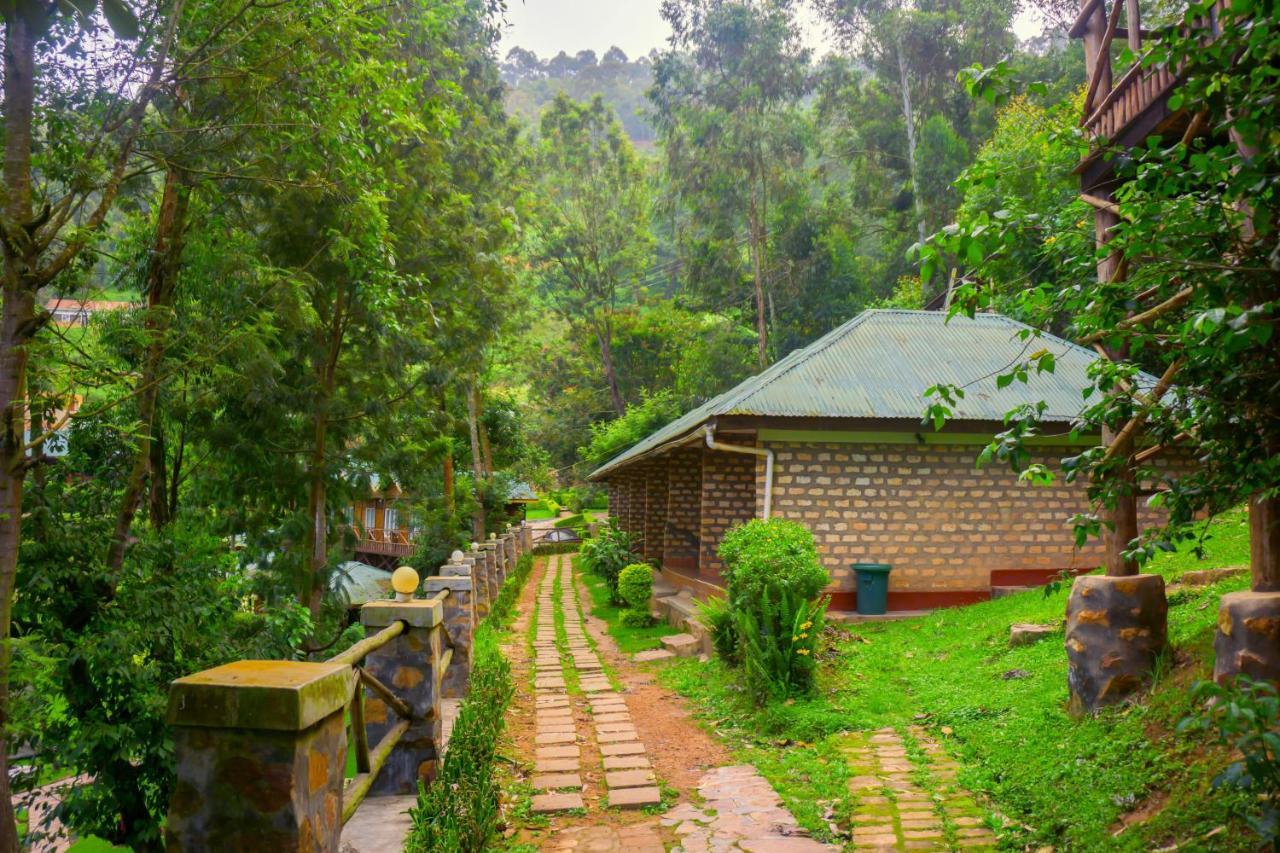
497, 0, 1046, 62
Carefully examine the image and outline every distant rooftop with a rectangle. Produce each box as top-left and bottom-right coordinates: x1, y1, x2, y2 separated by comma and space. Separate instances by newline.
590, 310, 1149, 479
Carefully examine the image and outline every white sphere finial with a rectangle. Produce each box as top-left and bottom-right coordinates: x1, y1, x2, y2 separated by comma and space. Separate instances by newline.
450, 550, 464, 562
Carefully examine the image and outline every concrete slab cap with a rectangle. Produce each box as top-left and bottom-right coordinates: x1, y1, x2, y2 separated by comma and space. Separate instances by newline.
167, 660, 355, 731
360, 598, 443, 629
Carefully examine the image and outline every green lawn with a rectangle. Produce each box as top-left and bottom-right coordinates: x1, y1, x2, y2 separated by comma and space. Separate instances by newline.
523, 508, 556, 520
653, 512, 1260, 850
574, 557, 682, 655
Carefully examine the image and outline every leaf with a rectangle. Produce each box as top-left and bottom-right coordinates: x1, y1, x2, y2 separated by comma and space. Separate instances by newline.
100, 0, 137, 38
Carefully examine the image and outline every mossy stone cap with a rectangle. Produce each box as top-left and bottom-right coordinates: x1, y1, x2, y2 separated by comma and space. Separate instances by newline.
167, 660, 355, 731
361, 597, 443, 629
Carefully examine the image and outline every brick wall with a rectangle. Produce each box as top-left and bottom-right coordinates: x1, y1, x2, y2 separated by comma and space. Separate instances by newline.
608, 479, 627, 532
663, 448, 702, 572
768, 441, 1108, 593
644, 460, 668, 565
627, 468, 647, 548
699, 449, 756, 585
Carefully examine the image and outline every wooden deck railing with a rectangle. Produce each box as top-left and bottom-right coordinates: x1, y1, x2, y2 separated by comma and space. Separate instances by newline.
162, 523, 533, 851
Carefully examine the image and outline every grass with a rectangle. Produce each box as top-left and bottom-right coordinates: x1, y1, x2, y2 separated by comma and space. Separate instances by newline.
653, 511, 1262, 850
524, 508, 556, 520
574, 556, 682, 655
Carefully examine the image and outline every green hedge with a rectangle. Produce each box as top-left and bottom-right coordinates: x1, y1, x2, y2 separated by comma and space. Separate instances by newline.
553, 513, 584, 529
405, 552, 531, 851
532, 541, 580, 556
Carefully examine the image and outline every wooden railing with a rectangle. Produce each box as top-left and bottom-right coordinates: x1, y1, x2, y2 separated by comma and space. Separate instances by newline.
352, 525, 415, 557
1072, 0, 1224, 144
162, 523, 534, 851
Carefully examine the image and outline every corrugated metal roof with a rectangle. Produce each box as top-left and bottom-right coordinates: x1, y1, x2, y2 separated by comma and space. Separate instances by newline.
589, 310, 1150, 479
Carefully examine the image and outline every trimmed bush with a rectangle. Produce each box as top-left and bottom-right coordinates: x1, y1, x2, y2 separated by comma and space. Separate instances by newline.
717, 518, 830, 704
553, 513, 584, 529
617, 563, 654, 626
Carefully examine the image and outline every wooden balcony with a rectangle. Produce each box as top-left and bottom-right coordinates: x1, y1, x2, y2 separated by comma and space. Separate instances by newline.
352, 526, 415, 558
1072, 0, 1224, 188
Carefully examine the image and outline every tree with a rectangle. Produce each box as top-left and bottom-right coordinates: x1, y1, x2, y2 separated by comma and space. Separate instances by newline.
529, 94, 653, 416
651, 0, 813, 368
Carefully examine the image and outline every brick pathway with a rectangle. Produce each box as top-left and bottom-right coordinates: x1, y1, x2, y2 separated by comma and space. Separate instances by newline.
530, 554, 662, 815
841, 727, 999, 850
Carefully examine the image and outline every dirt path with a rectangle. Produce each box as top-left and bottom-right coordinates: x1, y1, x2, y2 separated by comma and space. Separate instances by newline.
501, 554, 836, 852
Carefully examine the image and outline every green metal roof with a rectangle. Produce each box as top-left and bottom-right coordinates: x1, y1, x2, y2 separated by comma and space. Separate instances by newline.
589, 310, 1149, 480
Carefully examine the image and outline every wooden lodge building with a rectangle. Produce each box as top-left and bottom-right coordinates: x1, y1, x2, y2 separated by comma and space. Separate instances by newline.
589, 310, 1171, 613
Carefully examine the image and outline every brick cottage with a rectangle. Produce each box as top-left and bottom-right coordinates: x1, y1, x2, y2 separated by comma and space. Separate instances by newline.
588, 310, 1176, 613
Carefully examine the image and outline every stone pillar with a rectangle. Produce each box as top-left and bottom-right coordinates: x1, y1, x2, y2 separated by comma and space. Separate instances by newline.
503, 531, 517, 568
481, 541, 502, 599
1065, 574, 1167, 715
165, 660, 353, 851
424, 573, 474, 698
453, 550, 487, 620
521, 521, 533, 553
1214, 591, 1280, 684
360, 598, 444, 793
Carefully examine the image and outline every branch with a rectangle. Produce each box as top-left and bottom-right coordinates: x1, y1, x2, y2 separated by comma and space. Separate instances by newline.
1078, 286, 1194, 345
1101, 357, 1184, 463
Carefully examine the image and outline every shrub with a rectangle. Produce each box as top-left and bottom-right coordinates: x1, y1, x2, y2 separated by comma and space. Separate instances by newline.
406, 625, 513, 851
717, 518, 830, 704
617, 562, 654, 626
532, 541, 580, 556
718, 518, 829, 607
553, 513, 584, 529
1178, 677, 1279, 844
697, 595, 739, 665
579, 522, 635, 604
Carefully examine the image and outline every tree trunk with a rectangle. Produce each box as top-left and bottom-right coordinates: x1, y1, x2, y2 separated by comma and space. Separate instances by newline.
442, 452, 454, 519
305, 414, 328, 618
1249, 494, 1280, 592
0, 14, 38, 849
148, 420, 169, 529
106, 165, 190, 571
748, 173, 769, 369
1101, 424, 1139, 576
466, 383, 486, 540
896, 39, 927, 249
594, 321, 625, 416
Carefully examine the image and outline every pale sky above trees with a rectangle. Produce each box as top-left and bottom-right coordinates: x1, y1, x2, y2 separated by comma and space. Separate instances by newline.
498, 0, 1045, 60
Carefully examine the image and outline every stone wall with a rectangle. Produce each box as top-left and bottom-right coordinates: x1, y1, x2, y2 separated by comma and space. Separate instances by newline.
767, 440, 1107, 594
699, 449, 756, 585
663, 448, 702, 572
643, 459, 669, 565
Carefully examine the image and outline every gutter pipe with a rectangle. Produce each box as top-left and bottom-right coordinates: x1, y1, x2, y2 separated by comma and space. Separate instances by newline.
704, 425, 774, 520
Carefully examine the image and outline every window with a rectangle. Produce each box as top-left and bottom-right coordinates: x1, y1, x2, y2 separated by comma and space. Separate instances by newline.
384, 508, 399, 531
363, 506, 376, 530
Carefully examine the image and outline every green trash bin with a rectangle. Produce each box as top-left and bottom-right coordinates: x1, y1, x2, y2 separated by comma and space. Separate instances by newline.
853, 562, 893, 615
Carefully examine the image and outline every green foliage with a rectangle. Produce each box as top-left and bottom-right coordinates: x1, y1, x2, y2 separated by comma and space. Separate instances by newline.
553, 513, 584, 530
406, 624, 514, 851
716, 519, 830, 703
696, 595, 740, 665
733, 587, 827, 704
531, 541, 582, 556
718, 518, 830, 605
489, 554, 534, 626
579, 523, 637, 604
576, 558, 684, 655
616, 563, 655, 617
580, 391, 682, 469
1179, 678, 1280, 844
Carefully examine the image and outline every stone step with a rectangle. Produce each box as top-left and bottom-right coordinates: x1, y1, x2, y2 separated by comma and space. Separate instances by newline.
659, 633, 700, 658
991, 585, 1036, 599
531, 792, 585, 813
633, 648, 675, 663
607, 785, 662, 809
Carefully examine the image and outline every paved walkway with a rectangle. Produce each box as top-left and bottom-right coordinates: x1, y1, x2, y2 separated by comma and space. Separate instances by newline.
530, 554, 663, 815
841, 728, 998, 850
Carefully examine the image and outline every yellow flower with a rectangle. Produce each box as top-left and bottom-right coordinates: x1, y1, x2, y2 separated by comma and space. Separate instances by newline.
800, 621, 813, 630
796, 648, 810, 656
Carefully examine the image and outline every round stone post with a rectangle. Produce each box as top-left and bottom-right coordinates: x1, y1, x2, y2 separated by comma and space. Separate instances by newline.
503, 530, 517, 567
1065, 574, 1168, 715
360, 597, 444, 793
165, 660, 353, 851
451, 549, 487, 620
1214, 495, 1280, 684
520, 521, 533, 553
424, 571, 474, 698
481, 538, 502, 590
